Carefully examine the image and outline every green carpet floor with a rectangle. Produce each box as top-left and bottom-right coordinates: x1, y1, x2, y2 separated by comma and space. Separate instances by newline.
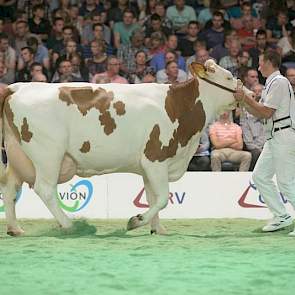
0, 219, 295, 295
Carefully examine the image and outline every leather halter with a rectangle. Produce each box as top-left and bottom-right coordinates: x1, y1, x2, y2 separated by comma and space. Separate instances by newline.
198, 76, 237, 94
189, 62, 238, 94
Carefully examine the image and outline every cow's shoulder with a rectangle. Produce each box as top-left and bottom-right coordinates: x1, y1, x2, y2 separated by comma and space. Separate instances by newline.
165, 78, 199, 122
144, 78, 206, 163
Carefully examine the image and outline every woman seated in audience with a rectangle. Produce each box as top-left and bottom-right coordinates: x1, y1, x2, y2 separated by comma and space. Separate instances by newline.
57, 39, 79, 61
86, 39, 108, 80
52, 38, 79, 73
126, 50, 156, 83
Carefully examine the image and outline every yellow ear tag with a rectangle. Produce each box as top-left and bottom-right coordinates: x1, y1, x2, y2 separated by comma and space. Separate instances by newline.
189, 62, 207, 78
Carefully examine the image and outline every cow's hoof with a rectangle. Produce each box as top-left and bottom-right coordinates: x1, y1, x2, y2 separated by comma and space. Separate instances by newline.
7, 227, 25, 237
127, 214, 144, 231
150, 225, 167, 235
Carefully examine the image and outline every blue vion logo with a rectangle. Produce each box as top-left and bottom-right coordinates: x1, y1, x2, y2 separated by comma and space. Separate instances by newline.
0, 189, 22, 213
56, 179, 93, 212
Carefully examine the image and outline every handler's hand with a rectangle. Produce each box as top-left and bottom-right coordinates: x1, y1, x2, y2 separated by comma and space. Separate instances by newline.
233, 88, 245, 102
233, 80, 245, 102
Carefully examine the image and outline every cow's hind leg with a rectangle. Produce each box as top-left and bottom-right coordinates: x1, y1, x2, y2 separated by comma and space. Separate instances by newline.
33, 159, 72, 229
144, 176, 167, 235
1, 166, 24, 236
127, 160, 169, 231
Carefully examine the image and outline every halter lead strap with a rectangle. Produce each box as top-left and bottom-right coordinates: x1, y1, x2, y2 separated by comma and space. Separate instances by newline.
199, 76, 236, 94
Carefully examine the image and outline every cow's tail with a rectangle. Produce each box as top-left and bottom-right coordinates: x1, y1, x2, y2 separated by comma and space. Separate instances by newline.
0, 85, 14, 181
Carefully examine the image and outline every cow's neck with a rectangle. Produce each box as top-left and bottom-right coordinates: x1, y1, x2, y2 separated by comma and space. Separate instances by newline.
198, 78, 230, 125
164, 79, 207, 178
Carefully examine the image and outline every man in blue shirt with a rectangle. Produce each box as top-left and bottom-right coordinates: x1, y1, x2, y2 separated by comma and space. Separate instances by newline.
151, 34, 186, 72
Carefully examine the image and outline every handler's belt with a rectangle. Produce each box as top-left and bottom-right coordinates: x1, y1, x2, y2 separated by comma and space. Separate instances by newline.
273, 125, 291, 132
266, 125, 291, 140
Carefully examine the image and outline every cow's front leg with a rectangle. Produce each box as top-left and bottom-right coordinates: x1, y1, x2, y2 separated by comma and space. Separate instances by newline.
34, 180, 73, 229
143, 176, 167, 235
34, 165, 73, 229
127, 161, 169, 231
1, 166, 24, 236
151, 217, 167, 235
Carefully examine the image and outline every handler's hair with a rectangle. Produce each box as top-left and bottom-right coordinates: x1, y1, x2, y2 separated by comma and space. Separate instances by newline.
262, 50, 281, 69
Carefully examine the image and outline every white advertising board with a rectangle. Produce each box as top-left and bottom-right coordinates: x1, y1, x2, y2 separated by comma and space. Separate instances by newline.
1, 172, 294, 219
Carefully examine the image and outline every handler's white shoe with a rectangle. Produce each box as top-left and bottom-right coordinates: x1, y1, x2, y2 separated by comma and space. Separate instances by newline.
288, 229, 295, 237
262, 215, 293, 232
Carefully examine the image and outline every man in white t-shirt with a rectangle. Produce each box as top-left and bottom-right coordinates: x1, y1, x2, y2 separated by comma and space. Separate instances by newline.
234, 50, 295, 236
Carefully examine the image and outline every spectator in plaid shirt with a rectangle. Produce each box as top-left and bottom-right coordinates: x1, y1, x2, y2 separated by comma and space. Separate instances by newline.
86, 39, 107, 80
126, 50, 156, 84
219, 39, 241, 76
117, 29, 146, 74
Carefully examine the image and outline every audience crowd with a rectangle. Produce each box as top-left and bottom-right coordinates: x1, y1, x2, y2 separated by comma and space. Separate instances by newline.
1, 0, 295, 171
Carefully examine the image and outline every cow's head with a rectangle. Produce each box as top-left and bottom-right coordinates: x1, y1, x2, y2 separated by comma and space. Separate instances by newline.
189, 59, 238, 91
189, 59, 253, 114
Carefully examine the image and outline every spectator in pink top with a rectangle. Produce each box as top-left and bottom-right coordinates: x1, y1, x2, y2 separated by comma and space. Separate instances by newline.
209, 111, 251, 171
92, 56, 128, 84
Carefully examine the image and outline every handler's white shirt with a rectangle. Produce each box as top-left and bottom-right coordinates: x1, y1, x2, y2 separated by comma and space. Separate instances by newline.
261, 71, 293, 137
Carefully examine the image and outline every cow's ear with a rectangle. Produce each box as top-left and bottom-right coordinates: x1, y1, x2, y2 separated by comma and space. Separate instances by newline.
189, 62, 207, 78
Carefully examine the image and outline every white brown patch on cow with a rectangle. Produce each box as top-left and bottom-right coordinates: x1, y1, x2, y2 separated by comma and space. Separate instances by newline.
113, 101, 126, 116
3, 96, 21, 143
21, 118, 33, 143
58, 86, 114, 115
80, 141, 91, 153
144, 78, 206, 162
0, 87, 14, 119
165, 78, 200, 122
144, 125, 178, 161
58, 86, 119, 135
99, 111, 116, 135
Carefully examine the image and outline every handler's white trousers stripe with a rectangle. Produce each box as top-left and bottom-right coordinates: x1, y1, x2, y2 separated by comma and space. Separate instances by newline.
252, 128, 295, 217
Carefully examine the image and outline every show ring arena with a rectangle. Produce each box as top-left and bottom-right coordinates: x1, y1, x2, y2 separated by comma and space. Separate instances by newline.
1, 172, 295, 295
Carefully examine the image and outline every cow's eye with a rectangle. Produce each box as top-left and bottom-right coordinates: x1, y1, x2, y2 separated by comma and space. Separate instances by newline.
227, 77, 233, 81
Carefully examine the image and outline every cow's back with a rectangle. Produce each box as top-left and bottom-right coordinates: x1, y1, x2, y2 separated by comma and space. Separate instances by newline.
6, 82, 178, 176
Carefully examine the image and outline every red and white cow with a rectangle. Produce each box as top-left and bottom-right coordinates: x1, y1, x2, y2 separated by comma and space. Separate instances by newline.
0, 59, 251, 236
